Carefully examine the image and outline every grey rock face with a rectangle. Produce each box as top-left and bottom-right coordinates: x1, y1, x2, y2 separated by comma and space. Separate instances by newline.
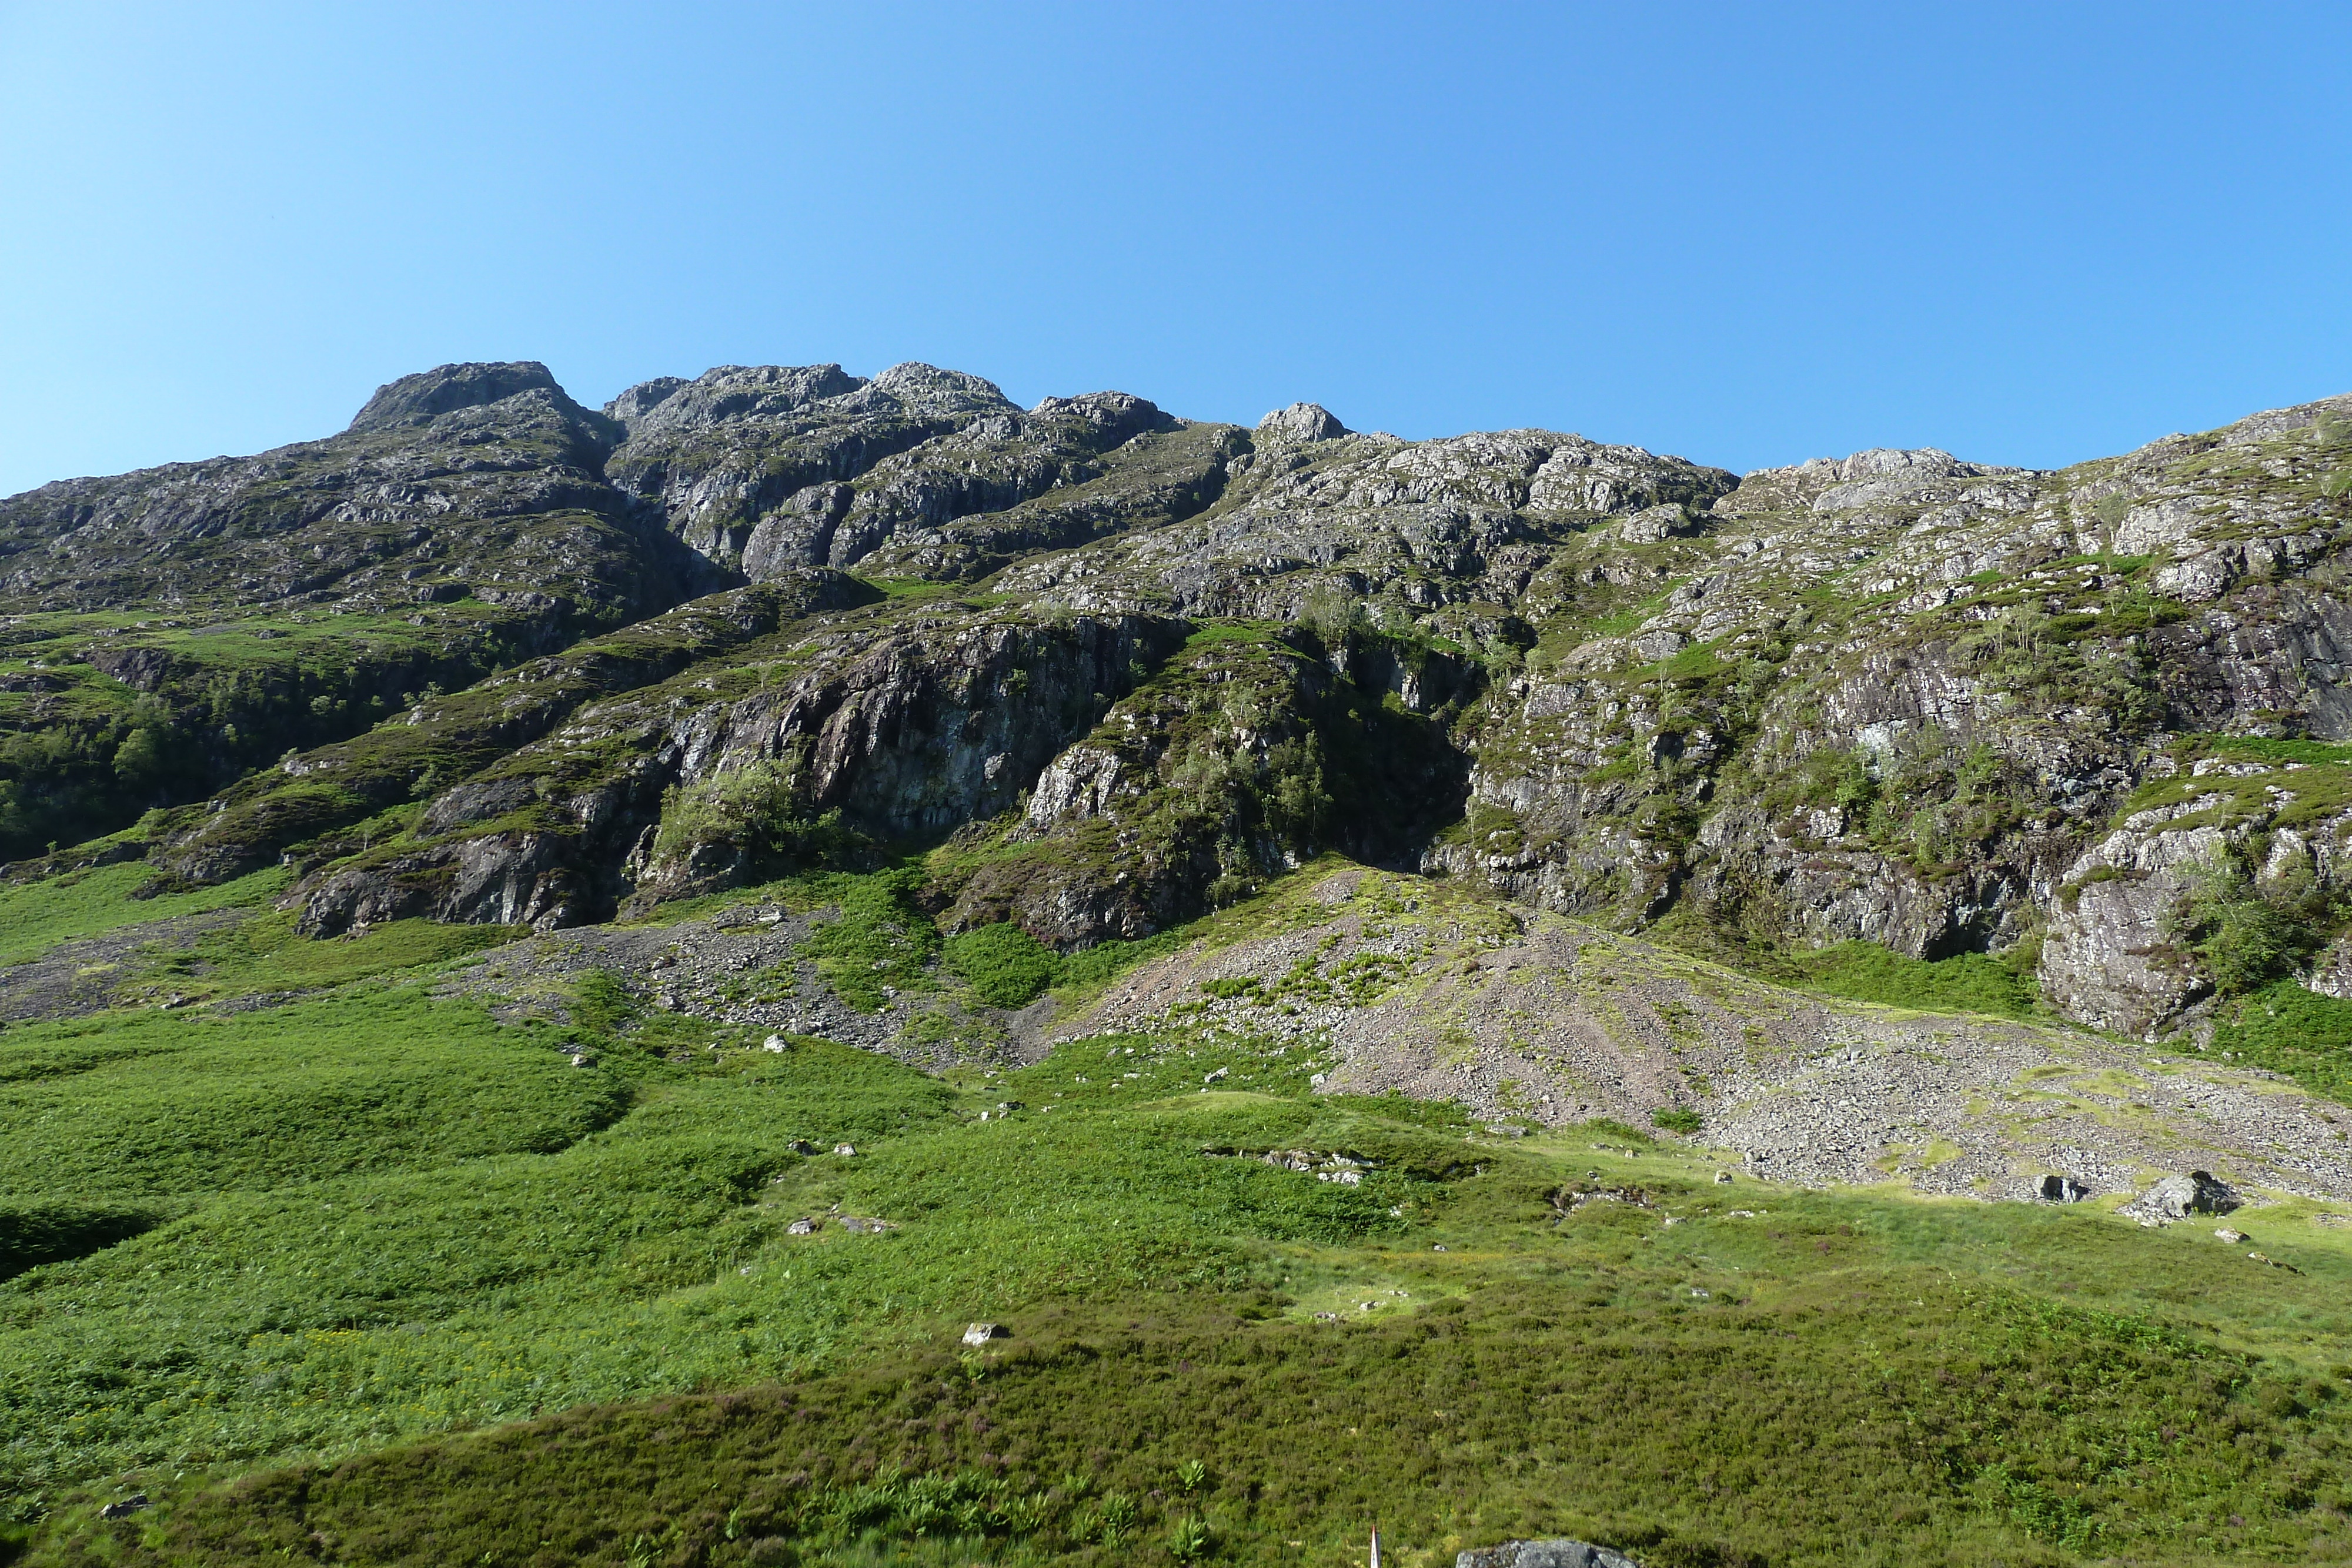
293, 603, 1185, 933
943, 628, 1468, 947
2036, 815, 2222, 1040
1456, 1540, 1639, 1568
1, 376, 656, 618
348, 361, 569, 433
1259, 402, 1349, 443
602, 362, 1019, 566
998, 426, 1736, 632
14, 352, 2352, 1054
159, 577, 847, 885
734, 390, 1176, 577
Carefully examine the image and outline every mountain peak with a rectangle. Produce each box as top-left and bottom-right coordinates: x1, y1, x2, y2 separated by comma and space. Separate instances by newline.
348, 361, 564, 433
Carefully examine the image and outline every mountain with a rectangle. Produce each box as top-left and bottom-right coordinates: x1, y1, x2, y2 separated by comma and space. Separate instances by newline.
11, 360, 2352, 1047
6, 363, 2352, 1566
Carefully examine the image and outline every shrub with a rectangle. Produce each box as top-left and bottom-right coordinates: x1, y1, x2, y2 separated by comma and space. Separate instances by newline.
1167, 1512, 1214, 1561
650, 762, 859, 879
1651, 1106, 1704, 1136
2171, 849, 2336, 998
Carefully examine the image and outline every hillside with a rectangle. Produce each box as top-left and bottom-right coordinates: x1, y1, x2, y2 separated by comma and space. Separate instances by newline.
4, 364, 2352, 1566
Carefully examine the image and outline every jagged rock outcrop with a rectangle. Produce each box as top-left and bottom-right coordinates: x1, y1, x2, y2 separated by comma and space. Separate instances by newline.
1422, 397, 2352, 1040
293, 601, 1186, 933
596, 365, 1245, 587
156, 573, 867, 884
601, 363, 1017, 566
940, 626, 1469, 945
0, 364, 719, 860
1258, 402, 1349, 443
0, 363, 664, 619
349, 361, 585, 434
998, 426, 1738, 638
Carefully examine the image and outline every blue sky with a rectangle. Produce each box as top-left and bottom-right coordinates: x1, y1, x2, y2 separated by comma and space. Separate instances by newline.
1, 2, 2347, 497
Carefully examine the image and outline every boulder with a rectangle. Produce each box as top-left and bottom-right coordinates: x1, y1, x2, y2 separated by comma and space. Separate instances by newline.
1257, 402, 1349, 443
961, 1322, 1008, 1347
1618, 502, 1702, 543
1457, 1542, 1641, 1568
2122, 1170, 2240, 1225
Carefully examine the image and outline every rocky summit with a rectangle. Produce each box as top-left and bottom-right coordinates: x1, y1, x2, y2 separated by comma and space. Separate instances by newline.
8, 362, 2352, 1565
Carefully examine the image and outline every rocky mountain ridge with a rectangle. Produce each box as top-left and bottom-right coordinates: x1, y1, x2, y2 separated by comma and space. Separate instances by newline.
6, 360, 2352, 1050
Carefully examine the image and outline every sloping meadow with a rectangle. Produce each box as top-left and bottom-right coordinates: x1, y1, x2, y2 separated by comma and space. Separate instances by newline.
2, 864, 2351, 1565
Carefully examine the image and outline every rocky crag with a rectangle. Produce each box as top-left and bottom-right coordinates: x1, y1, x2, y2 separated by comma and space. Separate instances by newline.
8, 360, 2352, 1061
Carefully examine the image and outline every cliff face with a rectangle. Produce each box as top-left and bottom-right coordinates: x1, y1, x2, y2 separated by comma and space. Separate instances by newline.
8, 361, 2352, 1039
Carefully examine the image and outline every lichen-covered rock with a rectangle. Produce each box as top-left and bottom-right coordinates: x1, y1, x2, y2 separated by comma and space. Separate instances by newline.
2120, 1169, 2241, 1224
1456, 1543, 1639, 1568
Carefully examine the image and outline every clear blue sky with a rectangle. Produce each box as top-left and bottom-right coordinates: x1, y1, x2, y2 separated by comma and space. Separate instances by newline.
2, 2, 2347, 497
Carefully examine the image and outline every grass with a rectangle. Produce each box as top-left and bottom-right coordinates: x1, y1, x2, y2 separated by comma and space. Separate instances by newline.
799, 870, 941, 1012
13, 984, 2352, 1567
2113, 737, 2352, 835
6, 870, 2352, 1566
0, 989, 629, 1203
126, 910, 519, 1003
32, 1104, 2352, 1567
2200, 980, 2352, 1102
941, 923, 1060, 1008
0, 864, 289, 967
1780, 941, 2039, 1019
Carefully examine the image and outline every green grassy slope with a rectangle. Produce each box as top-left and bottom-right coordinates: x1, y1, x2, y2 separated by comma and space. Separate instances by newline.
0, 864, 288, 967
3, 875, 2351, 1567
